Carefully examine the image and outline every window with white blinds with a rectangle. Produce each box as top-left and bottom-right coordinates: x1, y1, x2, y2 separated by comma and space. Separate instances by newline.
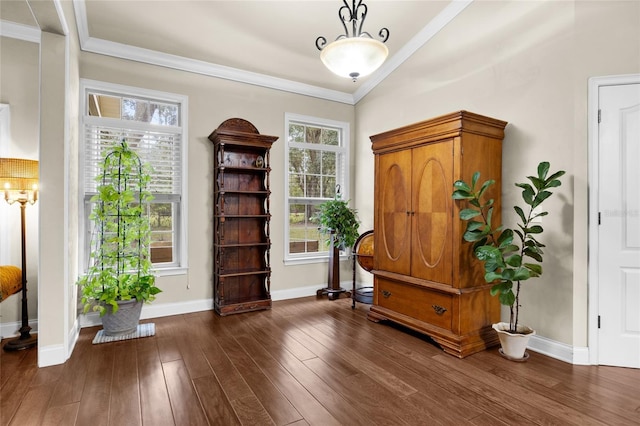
80, 80, 188, 273
284, 113, 350, 263
83, 122, 182, 195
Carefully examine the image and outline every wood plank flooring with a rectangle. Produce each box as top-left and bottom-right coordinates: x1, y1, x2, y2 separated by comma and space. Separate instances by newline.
1, 296, 639, 425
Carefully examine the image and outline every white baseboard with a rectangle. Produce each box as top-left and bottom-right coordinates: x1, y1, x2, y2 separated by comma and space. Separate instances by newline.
271, 284, 321, 301
528, 334, 591, 365
79, 298, 215, 328
37, 318, 82, 368
38, 343, 66, 367
77, 281, 348, 327
0, 319, 38, 340
571, 346, 591, 365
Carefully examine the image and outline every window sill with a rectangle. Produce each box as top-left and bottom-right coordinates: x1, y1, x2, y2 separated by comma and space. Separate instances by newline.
284, 253, 350, 267
153, 266, 188, 277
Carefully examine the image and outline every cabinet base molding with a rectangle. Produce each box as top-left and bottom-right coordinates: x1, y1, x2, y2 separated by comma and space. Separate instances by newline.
367, 305, 499, 358
215, 299, 272, 316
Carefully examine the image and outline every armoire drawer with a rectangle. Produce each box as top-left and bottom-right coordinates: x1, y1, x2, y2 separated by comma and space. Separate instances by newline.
377, 278, 453, 331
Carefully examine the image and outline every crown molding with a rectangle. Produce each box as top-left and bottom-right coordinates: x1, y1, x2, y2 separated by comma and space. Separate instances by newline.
72, 1, 354, 105
73, 0, 473, 106
0, 20, 41, 43
81, 36, 356, 105
354, 0, 474, 103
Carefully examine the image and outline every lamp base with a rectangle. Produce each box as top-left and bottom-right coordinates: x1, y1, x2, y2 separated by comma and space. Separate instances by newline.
3, 334, 37, 351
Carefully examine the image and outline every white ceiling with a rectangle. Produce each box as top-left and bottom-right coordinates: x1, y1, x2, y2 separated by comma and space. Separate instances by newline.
0, 0, 470, 103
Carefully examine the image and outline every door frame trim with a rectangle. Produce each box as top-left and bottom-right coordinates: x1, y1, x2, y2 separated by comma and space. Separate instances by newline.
587, 73, 640, 365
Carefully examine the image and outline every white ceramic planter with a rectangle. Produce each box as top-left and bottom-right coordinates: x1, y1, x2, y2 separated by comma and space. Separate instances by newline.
492, 322, 535, 361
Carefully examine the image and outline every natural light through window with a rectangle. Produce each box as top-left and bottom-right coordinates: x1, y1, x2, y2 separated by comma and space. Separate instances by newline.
284, 113, 349, 263
80, 80, 188, 274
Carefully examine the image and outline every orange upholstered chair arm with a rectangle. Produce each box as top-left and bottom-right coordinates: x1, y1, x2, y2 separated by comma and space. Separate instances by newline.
0, 265, 22, 302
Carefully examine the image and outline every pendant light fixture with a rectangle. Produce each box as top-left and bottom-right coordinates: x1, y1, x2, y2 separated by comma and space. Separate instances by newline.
315, 0, 390, 82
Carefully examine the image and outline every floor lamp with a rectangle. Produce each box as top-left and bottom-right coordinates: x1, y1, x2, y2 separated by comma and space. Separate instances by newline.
1, 157, 38, 351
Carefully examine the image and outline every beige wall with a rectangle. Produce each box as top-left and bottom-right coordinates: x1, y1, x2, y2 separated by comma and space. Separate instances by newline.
354, 0, 640, 346
79, 52, 356, 309
0, 36, 40, 337
6, 0, 639, 361
38, 31, 68, 351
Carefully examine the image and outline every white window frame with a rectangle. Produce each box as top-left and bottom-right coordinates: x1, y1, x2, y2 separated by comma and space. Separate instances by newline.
79, 79, 188, 276
284, 113, 350, 265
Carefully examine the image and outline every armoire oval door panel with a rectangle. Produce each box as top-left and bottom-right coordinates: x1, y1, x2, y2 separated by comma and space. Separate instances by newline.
411, 143, 453, 285
378, 154, 411, 275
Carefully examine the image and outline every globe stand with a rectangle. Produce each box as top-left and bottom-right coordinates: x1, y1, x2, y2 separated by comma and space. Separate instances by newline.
351, 230, 374, 309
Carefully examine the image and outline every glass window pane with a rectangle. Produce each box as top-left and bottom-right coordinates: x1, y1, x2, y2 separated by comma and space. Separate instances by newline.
308, 204, 329, 252
289, 124, 304, 142
322, 128, 339, 146
321, 151, 336, 176
322, 176, 337, 198
150, 102, 179, 126
289, 148, 306, 173
123, 98, 151, 122
289, 203, 323, 254
289, 174, 304, 197
149, 202, 174, 264
118, 97, 180, 126
306, 126, 321, 144
289, 203, 306, 254
88, 94, 121, 118
306, 175, 321, 198
307, 149, 322, 174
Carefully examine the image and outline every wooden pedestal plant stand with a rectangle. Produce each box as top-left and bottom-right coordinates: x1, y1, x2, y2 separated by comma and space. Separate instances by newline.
314, 192, 360, 301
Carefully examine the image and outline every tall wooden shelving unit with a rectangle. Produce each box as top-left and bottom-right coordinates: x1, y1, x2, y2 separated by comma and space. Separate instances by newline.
208, 118, 278, 315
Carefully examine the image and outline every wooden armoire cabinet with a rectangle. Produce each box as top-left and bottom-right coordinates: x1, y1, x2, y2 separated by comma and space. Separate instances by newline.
368, 111, 507, 357
208, 118, 278, 316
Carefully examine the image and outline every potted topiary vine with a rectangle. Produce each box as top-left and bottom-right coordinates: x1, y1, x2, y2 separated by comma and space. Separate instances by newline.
313, 188, 360, 300
452, 161, 565, 360
78, 139, 161, 336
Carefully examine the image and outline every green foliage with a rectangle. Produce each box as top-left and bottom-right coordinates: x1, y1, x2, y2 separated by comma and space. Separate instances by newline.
452, 162, 565, 332
312, 195, 360, 250
78, 140, 161, 316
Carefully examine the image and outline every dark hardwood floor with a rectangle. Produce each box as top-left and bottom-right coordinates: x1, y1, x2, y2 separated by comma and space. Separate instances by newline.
1, 296, 639, 425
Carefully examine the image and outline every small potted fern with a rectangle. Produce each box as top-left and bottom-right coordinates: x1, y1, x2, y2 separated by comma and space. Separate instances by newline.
452, 161, 565, 360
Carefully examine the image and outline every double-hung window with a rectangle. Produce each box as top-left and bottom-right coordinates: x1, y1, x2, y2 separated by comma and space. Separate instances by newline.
80, 79, 187, 274
284, 113, 350, 263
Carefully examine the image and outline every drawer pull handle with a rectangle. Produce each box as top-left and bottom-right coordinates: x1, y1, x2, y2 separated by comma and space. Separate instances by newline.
432, 305, 447, 315
382, 290, 392, 298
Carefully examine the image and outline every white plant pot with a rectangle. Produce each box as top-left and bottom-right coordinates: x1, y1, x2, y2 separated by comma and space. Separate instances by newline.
492, 322, 535, 361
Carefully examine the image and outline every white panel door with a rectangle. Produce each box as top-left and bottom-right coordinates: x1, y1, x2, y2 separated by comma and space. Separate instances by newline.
598, 83, 640, 368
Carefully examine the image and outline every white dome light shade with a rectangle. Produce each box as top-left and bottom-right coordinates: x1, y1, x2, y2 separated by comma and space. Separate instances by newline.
320, 37, 389, 80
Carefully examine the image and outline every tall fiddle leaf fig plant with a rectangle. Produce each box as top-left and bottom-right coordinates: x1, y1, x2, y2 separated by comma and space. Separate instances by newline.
78, 140, 161, 316
452, 162, 565, 333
